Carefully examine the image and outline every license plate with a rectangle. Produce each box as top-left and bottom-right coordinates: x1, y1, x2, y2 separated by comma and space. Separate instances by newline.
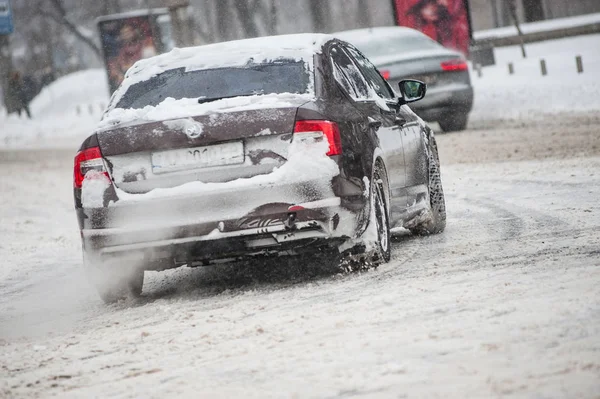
151, 142, 244, 174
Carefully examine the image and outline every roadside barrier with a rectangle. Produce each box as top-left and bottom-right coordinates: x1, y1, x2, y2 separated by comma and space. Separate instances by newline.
474, 56, 585, 78
76, 103, 106, 117
540, 59, 547, 76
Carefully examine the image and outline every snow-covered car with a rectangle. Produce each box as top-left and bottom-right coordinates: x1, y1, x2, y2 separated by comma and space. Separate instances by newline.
74, 33, 446, 303
336, 27, 474, 132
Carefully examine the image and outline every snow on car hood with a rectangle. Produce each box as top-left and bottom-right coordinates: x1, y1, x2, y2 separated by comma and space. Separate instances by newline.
97, 92, 314, 131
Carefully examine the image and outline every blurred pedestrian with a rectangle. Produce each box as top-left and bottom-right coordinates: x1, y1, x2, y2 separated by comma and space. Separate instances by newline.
7, 71, 32, 119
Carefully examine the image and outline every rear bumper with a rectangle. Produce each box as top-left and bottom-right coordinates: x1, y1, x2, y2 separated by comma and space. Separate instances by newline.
78, 177, 365, 268
85, 218, 347, 268
409, 85, 474, 121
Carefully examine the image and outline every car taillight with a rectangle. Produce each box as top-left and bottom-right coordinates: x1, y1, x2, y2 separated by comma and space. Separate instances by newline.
441, 59, 468, 71
74, 146, 109, 188
293, 120, 342, 156
380, 70, 391, 80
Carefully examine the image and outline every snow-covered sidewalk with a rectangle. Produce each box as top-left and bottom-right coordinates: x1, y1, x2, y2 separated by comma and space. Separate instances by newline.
0, 69, 109, 150
470, 33, 600, 124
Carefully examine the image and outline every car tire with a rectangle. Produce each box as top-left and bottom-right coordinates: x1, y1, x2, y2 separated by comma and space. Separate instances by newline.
84, 254, 144, 304
338, 163, 391, 272
439, 112, 468, 132
371, 164, 391, 263
411, 136, 446, 235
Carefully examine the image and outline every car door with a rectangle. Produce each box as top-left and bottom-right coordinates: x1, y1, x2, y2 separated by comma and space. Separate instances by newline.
398, 106, 428, 193
343, 45, 414, 217
330, 45, 406, 194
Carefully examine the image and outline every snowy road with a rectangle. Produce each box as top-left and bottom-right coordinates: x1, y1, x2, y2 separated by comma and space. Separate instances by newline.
1, 115, 600, 398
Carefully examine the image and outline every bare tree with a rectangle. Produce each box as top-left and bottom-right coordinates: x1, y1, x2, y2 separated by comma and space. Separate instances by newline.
232, 0, 260, 38
215, 0, 232, 41
102, 0, 121, 14
268, 0, 278, 35
506, 0, 527, 58
356, 0, 371, 28
308, 0, 330, 32
46, 0, 102, 58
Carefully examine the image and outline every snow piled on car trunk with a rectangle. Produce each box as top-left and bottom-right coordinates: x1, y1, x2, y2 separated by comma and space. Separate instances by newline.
98, 93, 314, 130
110, 138, 338, 203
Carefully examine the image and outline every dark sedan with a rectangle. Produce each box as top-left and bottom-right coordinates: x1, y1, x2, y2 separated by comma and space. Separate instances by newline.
74, 34, 446, 303
336, 26, 474, 132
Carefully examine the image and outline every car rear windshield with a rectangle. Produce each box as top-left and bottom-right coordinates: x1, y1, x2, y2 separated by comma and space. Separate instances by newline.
354, 34, 441, 59
115, 59, 311, 110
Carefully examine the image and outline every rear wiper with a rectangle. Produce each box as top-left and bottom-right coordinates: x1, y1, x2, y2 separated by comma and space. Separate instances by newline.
197, 93, 261, 104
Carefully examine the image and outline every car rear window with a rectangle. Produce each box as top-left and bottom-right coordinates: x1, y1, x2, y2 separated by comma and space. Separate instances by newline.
115, 59, 312, 110
353, 33, 441, 59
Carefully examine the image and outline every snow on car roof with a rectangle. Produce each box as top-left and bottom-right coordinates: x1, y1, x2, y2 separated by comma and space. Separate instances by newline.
125, 33, 334, 82
110, 33, 334, 109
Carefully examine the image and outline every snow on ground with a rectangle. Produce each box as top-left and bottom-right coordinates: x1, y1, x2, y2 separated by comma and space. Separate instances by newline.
470, 34, 600, 124
1, 117, 599, 397
0, 69, 109, 150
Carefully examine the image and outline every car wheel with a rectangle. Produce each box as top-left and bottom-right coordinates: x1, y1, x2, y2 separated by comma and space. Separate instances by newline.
84, 254, 144, 304
372, 164, 391, 263
411, 136, 446, 235
439, 112, 468, 132
338, 164, 391, 272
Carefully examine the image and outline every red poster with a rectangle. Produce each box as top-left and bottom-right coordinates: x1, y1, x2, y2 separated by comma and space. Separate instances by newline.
392, 0, 471, 55
99, 16, 158, 93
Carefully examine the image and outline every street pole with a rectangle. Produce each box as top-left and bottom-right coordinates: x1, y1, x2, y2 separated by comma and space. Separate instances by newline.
0, 34, 13, 108
507, 0, 527, 58
0, 0, 15, 110
163, 0, 192, 47
491, 0, 500, 28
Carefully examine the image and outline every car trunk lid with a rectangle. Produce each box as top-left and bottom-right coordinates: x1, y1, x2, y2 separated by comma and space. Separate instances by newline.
97, 101, 307, 194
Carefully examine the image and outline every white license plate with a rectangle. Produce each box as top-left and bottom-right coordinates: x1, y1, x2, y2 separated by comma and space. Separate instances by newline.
151, 142, 244, 174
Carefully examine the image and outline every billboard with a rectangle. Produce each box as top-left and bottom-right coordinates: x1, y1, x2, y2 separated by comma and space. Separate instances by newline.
392, 0, 472, 56
0, 0, 14, 35
98, 13, 169, 94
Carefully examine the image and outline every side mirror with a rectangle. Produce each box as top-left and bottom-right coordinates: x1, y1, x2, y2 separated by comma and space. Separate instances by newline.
398, 79, 426, 104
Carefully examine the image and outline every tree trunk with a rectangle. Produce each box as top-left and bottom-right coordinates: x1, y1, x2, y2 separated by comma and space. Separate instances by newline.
42, 14, 56, 76
215, 0, 231, 41
0, 35, 14, 110
357, 0, 371, 28
309, 0, 330, 32
269, 0, 277, 35
506, 0, 527, 58
47, 0, 102, 58
233, 0, 259, 38
102, 0, 121, 14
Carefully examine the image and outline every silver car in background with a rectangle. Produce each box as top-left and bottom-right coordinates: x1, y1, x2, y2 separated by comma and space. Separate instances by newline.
336, 26, 474, 132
